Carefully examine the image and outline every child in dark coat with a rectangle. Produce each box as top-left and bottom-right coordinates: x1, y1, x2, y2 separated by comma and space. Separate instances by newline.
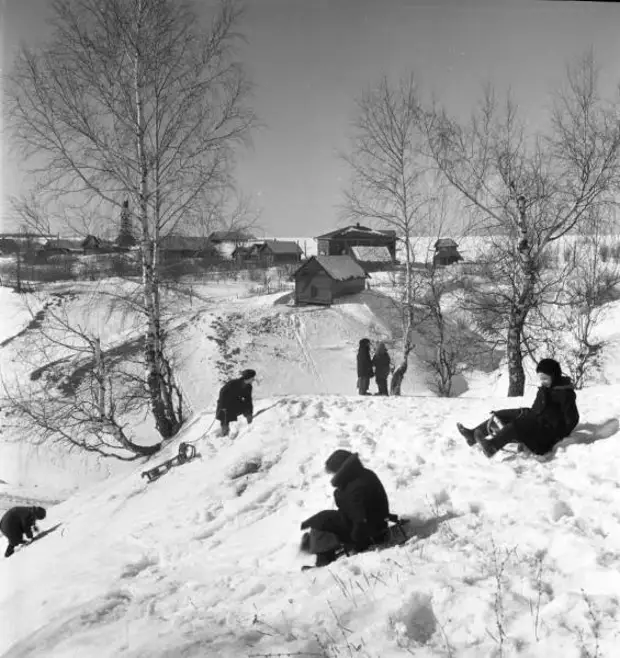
357, 338, 374, 395
457, 359, 579, 458
372, 342, 391, 396
300, 450, 390, 568
216, 369, 256, 437
0, 505, 47, 557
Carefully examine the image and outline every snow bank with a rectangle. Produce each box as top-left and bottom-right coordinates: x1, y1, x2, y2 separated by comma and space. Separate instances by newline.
1, 389, 620, 657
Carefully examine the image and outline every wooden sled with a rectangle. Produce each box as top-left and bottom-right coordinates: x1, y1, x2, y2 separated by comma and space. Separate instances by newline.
141, 442, 197, 482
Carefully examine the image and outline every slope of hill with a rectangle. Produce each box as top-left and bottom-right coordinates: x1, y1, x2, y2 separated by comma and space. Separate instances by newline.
1, 391, 620, 657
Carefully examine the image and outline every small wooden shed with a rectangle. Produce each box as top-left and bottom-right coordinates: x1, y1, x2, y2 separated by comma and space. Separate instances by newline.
291, 255, 369, 306
433, 238, 463, 267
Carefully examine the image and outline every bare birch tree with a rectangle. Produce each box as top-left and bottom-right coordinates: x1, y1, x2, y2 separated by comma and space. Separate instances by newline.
1, 295, 157, 460
423, 54, 620, 395
342, 75, 432, 395
5, 0, 256, 437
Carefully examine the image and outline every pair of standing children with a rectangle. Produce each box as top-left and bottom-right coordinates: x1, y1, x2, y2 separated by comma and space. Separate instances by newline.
357, 338, 392, 396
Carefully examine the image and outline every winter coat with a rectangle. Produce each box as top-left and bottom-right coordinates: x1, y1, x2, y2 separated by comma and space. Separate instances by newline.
372, 348, 391, 380
357, 347, 374, 378
513, 376, 579, 455
301, 454, 390, 551
215, 377, 253, 423
0, 506, 42, 544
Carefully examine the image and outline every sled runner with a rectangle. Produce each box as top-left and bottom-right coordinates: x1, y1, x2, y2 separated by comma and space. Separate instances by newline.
11, 523, 63, 556
141, 442, 197, 482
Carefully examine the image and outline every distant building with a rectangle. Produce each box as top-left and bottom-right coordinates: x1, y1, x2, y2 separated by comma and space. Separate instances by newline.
433, 238, 463, 267
159, 236, 218, 258
40, 239, 83, 256
0, 238, 19, 255
291, 255, 369, 306
257, 240, 303, 265
315, 223, 397, 260
116, 200, 137, 248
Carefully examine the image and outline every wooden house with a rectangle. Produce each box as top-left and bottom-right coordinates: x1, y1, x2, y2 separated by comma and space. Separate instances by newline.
0, 238, 19, 255
291, 255, 369, 306
232, 243, 261, 264
315, 223, 397, 260
82, 235, 117, 253
40, 239, 83, 256
433, 238, 463, 267
257, 240, 303, 265
159, 236, 217, 259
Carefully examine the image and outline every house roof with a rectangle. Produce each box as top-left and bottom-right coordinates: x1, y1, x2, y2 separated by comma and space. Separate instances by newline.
259, 240, 303, 255
293, 255, 369, 281
208, 230, 256, 242
350, 245, 393, 263
44, 239, 82, 251
434, 238, 458, 249
159, 236, 213, 251
315, 224, 397, 240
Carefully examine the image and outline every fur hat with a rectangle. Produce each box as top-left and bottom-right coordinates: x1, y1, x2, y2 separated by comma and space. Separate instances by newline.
359, 338, 370, 348
536, 358, 562, 381
325, 449, 355, 474
33, 506, 47, 520
240, 369, 256, 381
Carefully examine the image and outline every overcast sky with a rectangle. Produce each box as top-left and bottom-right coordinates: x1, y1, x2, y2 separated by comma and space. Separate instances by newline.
1, 0, 620, 236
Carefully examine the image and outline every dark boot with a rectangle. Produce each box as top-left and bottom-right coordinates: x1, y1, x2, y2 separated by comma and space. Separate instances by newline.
4, 544, 15, 558
220, 422, 230, 437
476, 424, 519, 458
315, 549, 337, 567
456, 423, 476, 447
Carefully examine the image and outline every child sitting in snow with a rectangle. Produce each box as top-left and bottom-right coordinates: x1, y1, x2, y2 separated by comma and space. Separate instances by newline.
299, 450, 391, 569
456, 358, 579, 458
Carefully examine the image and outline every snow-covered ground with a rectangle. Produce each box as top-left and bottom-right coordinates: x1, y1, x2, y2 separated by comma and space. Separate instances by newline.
1, 391, 620, 657
1, 274, 620, 656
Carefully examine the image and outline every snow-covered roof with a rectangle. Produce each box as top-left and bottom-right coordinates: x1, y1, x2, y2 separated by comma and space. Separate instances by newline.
350, 245, 393, 263
315, 224, 397, 240
435, 238, 459, 249
294, 255, 368, 281
259, 240, 303, 255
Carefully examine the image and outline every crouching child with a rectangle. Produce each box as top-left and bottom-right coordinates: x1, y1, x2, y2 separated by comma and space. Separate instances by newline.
299, 450, 391, 569
215, 369, 256, 437
0, 506, 47, 558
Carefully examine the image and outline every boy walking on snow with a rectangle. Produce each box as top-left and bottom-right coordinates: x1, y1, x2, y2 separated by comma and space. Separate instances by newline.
216, 369, 256, 436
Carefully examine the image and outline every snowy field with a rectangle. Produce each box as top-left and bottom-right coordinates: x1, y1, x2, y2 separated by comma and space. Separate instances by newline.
0, 272, 620, 656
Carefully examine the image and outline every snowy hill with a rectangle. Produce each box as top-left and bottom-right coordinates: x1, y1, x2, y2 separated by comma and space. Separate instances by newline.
1, 391, 620, 657
3, 275, 620, 656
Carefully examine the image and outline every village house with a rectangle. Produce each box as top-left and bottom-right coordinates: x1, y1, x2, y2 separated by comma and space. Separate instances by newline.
315, 223, 397, 261
433, 238, 463, 267
257, 240, 303, 266
159, 236, 218, 259
208, 229, 256, 259
231, 243, 261, 264
291, 255, 369, 306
